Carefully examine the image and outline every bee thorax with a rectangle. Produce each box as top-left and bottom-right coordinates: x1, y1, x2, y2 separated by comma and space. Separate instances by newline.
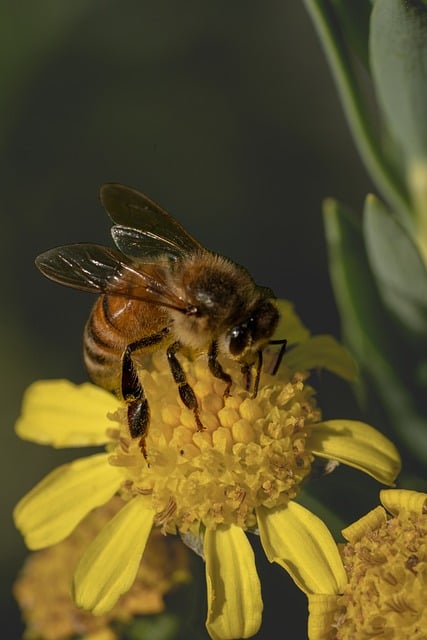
168, 309, 213, 350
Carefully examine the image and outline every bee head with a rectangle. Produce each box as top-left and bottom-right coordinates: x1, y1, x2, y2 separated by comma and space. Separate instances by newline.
226, 299, 279, 359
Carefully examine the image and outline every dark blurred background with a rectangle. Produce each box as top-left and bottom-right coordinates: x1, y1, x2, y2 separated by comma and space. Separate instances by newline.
2, 2, 374, 638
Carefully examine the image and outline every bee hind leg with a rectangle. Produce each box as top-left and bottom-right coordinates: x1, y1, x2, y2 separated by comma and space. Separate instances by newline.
167, 340, 204, 431
121, 345, 150, 458
121, 328, 170, 459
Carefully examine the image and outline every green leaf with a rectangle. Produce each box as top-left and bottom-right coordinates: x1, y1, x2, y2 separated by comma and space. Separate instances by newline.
126, 614, 183, 640
364, 194, 427, 339
322, 0, 372, 68
323, 198, 427, 462
370, 0, 427, 163
323, 198, 390, 359
303, 0, 410, 222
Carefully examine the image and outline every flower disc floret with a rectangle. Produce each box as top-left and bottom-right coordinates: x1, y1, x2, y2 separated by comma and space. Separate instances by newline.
334, 493, 427, 639
109, 352, 318, 535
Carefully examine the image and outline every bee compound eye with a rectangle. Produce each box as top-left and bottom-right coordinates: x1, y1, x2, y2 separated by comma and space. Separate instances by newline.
250, 301, 279, 342
228, 325, 250, 356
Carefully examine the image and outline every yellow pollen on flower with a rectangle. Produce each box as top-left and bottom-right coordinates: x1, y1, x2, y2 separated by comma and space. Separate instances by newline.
107, 351, 318, 535
334, 506, 427, 639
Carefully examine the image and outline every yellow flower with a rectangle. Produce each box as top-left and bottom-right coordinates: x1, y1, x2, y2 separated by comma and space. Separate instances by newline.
14, 496, 190, 640
13, 301, 401, 640
290, 489, 427, 640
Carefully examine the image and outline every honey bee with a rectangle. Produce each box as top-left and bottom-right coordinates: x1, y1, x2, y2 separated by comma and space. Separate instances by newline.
36, 184, 286, 458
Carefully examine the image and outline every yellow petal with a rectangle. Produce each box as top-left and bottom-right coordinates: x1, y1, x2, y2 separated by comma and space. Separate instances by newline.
257, 502, 347, 595
16, 380, 119, 447
341, 506, 386, 543
73, 496, 155, 614
204, 524, 262, 640
13, 453, 123, 549
309, 420, 401, 485
86, 631, 118, 640
283, 335, 358, 381
307, 593, 340, 640
273, 299, 310, 345
380, 488, 427, 515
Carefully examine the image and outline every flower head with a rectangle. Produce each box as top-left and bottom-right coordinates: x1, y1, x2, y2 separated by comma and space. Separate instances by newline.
14, 496, 190, 640
291, 489, 427, 640
109, 354, 317, 534
13, 301, 401, 640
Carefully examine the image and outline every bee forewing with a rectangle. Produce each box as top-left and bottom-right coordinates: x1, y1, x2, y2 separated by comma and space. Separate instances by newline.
35, 244, 124, 293
35, 243, 191, 310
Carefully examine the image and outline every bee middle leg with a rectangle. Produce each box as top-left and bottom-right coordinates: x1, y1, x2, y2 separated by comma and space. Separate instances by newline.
208, 340, 232, 397
166, 340, 203, 431
121, 328, 169, 458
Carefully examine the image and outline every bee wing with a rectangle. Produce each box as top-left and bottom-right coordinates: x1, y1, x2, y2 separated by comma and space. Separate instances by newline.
35, 243, 191, 311
100, 183, 204, 258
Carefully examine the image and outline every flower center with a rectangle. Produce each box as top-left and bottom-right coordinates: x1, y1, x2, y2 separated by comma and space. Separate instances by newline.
335, 508, 427, 639
107, 351, 318, 534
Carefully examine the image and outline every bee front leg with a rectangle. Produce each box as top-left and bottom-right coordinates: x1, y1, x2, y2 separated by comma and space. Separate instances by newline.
269, 338, 287, 375
252, 349, 263, 398
121, 328, 170, 459
166, 341, 204, 431
239, 352, 262, 397
208, 340, 232, 397
240, 362, 252, 392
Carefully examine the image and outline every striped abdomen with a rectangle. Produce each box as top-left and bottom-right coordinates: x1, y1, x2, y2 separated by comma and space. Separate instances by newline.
83, 294, 169, 394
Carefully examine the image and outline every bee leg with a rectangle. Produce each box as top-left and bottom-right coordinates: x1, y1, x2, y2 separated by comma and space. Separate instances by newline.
251, 340, 287, 397
166, 340, 204, 431
248, 340, 287, 400
121, 328, 170, 458
208, 340, 232, 397
269, 339, 287, 375
252, 349, 263, 398
128, 399, 150, 460
241, 363, 252, 392
239, 350, 264, 398
121, 345, 150, 458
